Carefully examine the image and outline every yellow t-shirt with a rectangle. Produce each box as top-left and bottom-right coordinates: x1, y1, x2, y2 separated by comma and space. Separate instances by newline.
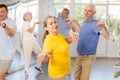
43, 34, 71, 78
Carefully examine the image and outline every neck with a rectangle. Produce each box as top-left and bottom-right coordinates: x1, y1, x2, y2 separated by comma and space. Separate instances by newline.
86, 18, 94, 21
1, 16, 8, 21
49, 32, 58, 36
62, 16, 67, 20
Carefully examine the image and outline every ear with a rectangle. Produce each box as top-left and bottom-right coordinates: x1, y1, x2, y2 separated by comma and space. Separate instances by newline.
94, 11, 96, 15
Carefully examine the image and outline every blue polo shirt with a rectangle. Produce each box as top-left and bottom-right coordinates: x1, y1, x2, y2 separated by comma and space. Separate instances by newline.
77, 19, 101, 55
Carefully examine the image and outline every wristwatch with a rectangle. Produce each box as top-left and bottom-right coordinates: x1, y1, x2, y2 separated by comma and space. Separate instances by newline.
3, 23, 6, 28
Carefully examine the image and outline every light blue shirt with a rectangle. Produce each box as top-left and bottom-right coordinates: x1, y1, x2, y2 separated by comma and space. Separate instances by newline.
0, 18, 17, 60
77, 19, 101, 55
57, 17, 70, 37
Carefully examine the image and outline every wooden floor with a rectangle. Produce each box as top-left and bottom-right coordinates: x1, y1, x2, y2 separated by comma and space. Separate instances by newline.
6, 58, 120, 80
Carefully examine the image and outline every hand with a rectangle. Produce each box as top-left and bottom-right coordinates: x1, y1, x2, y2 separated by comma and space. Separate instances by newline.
34, 21, 41, 24
94, 22, 105, 28
36, 52, 51, 62
69, 32, 79, 41
0, 22, 5, 28
33, 21, 41, 27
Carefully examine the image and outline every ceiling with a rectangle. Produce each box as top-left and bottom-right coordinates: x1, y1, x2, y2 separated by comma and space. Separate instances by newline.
0, 0, 33, 6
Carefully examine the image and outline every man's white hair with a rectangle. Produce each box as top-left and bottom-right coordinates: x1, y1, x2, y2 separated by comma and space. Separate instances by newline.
86, 4, 96, 12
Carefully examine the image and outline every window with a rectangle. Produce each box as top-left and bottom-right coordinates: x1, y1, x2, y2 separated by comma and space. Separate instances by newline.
7, 0, 120, 37
8, 0, 38, 31
92, 0, 107, 3
75, 0, 90, 3
54, 0, 70, 3
109, 0, 120, 4
53, 5, 70, 17
53, 0, 120, 35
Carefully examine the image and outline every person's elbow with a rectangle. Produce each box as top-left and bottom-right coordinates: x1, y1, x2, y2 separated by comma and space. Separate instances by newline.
105, 35, 110, 40
100, 29, 110, 40
7, 29, 15, 37
8, 31, 15, 37
104, 33, 110, 40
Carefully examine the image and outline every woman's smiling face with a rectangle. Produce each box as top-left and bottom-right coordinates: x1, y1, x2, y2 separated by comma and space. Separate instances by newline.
45, 17, 58, 35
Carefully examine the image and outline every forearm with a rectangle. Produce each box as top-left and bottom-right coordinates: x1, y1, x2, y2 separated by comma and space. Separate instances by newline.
69, 18, 80, 32
27, 23, 36, 33
4, 26, 15, 37
101, 25, 110, 39
0, 22, 15, 37
103, 26, 110, 39
73, 20, 81, 32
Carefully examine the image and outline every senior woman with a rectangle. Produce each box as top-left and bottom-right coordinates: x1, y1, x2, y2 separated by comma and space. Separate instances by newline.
22, 12, 43, 76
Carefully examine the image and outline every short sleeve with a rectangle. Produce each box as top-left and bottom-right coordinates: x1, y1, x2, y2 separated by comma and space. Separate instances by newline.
93, 27, 101, 34
22, 22, 31, 32
43, 38, 53, 53
4, 18, 17, 30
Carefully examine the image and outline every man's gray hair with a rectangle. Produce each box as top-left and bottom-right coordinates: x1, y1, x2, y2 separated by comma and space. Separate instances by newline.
86, 4, 96, 12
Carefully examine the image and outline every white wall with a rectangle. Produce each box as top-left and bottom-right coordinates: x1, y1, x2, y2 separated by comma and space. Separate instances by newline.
107, 37, 120, 57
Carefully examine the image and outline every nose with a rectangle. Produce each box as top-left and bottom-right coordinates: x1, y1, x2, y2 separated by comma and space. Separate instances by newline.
53, 23, 56, 27
53, 23, 57, 27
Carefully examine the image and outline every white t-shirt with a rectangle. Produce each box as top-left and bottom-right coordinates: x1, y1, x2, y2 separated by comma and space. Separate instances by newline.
22, 21, 34, 39
0, 18, 17, 60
